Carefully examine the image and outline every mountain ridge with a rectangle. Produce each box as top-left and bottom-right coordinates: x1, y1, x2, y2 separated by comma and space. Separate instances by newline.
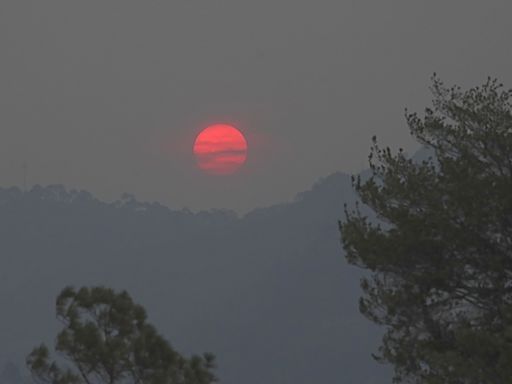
0, 170, 389, 384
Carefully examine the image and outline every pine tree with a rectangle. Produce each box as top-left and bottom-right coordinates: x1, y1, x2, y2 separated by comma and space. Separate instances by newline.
340, 76, 512, 383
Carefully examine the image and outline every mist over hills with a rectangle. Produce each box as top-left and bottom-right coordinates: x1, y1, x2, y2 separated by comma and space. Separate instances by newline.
0, 172, 390, 384
0, 363, 23, 384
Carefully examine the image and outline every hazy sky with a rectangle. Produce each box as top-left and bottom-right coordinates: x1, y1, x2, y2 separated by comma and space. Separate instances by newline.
1, 1, 511, 212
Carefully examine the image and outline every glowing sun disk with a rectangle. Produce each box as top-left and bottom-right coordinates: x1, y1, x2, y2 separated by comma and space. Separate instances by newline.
193, 124, 248, 175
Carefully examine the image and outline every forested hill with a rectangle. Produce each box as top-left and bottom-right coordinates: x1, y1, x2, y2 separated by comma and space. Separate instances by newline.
0, 172, 389, 384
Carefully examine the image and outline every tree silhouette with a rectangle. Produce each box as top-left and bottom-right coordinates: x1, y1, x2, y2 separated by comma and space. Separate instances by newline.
27, 286, 216, 384
340, 76, 512, 383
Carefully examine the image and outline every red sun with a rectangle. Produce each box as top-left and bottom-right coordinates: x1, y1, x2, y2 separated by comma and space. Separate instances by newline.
193, 124, 248, 175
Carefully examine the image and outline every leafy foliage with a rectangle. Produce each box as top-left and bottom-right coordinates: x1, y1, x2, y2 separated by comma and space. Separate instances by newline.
27, 287, 216, 384
340, 76, 512, 383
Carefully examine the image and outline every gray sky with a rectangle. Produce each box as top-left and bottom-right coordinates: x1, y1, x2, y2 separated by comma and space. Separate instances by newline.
1, 1, 511, 212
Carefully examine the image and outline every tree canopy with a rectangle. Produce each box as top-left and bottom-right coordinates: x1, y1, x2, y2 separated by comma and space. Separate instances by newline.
340, 76, 512, 383
27, 286, 216, 384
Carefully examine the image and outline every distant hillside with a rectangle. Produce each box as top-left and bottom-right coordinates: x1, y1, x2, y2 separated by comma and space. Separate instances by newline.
0, 172, 389, 384
0, 362, 23, 384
